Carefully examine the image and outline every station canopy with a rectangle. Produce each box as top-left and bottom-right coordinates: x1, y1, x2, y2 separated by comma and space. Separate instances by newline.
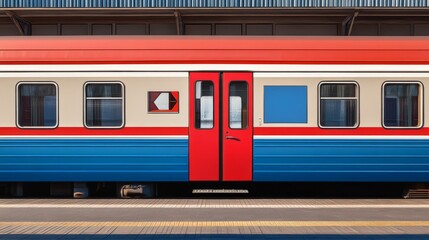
0, 0, 428, 36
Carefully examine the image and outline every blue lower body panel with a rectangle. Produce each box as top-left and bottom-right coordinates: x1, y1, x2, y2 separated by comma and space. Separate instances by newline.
3, 137, 429, 182
254, 138, 429, 182
0, 138, 188, 182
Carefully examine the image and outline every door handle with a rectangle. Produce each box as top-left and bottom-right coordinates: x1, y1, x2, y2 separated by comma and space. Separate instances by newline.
226, 136, 240, 141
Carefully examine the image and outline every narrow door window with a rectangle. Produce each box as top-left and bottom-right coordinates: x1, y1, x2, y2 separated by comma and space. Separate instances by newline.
383, 83, 422, 128
229, 81, 248, 129
17, 83, 58, 128
194, 81, 214, 129
319, 82, 358, 128
85, 82, 124, 128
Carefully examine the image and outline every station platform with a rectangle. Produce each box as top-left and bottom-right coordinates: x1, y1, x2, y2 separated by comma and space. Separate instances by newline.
0, 199, 429, 239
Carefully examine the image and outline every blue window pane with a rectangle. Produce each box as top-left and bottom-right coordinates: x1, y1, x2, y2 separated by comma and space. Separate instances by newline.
86, 99, 123, 127
264, 86, 307, 123
18, 84, 57, 127
43, 96, 57, 126
319, 83, 357, 127
384, 84, 419, 127
85, 83, 124, 127
86, 84, 122, 97
320, 84, 355, 97
320, 99, 356, 127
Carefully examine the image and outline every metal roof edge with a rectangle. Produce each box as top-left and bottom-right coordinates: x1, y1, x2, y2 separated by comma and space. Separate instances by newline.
0, 0, 427, 8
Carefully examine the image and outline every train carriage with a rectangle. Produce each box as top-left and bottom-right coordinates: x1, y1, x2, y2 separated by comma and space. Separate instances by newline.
1, 36, 429, 188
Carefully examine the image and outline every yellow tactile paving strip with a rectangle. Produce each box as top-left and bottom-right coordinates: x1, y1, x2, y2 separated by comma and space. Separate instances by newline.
1, 221, 429, 227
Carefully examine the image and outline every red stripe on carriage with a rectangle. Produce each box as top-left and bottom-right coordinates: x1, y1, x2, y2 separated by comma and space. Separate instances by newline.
254, 127, 429, 136
0, 127, 188, 136
1, 127, 429, 136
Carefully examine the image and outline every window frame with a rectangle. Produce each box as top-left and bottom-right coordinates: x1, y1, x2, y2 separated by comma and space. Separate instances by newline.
83, 81, 125, 129
382, 81, 423, 129
16, 81, 59, 129
228, 81, 249, 130
318, 81, 360, 129
194, 80, 215, 130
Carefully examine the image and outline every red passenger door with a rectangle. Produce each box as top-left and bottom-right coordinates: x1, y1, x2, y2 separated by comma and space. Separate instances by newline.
189, 72, 220, 181
189, 72, 253, 181
222, 73, 253, 181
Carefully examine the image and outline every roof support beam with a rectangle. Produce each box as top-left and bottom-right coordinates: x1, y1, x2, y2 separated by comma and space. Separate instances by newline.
174, 10, 183, 35
5, 11, 31, 35
342, 11, 359, 36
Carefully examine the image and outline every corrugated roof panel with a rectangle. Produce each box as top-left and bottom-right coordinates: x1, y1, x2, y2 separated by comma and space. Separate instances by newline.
0, 0, 427, 8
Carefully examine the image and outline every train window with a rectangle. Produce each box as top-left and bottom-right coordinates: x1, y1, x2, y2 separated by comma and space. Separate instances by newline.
383, 82, 422, 128
229, 81, 248, 129
84, 82, 124, 128
195, 81, 214, 129
17, 83, 58, 128
319, 82, 358, 128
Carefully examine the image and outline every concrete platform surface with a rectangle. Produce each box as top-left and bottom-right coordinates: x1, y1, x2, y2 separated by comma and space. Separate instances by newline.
0, 199, 429, 239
